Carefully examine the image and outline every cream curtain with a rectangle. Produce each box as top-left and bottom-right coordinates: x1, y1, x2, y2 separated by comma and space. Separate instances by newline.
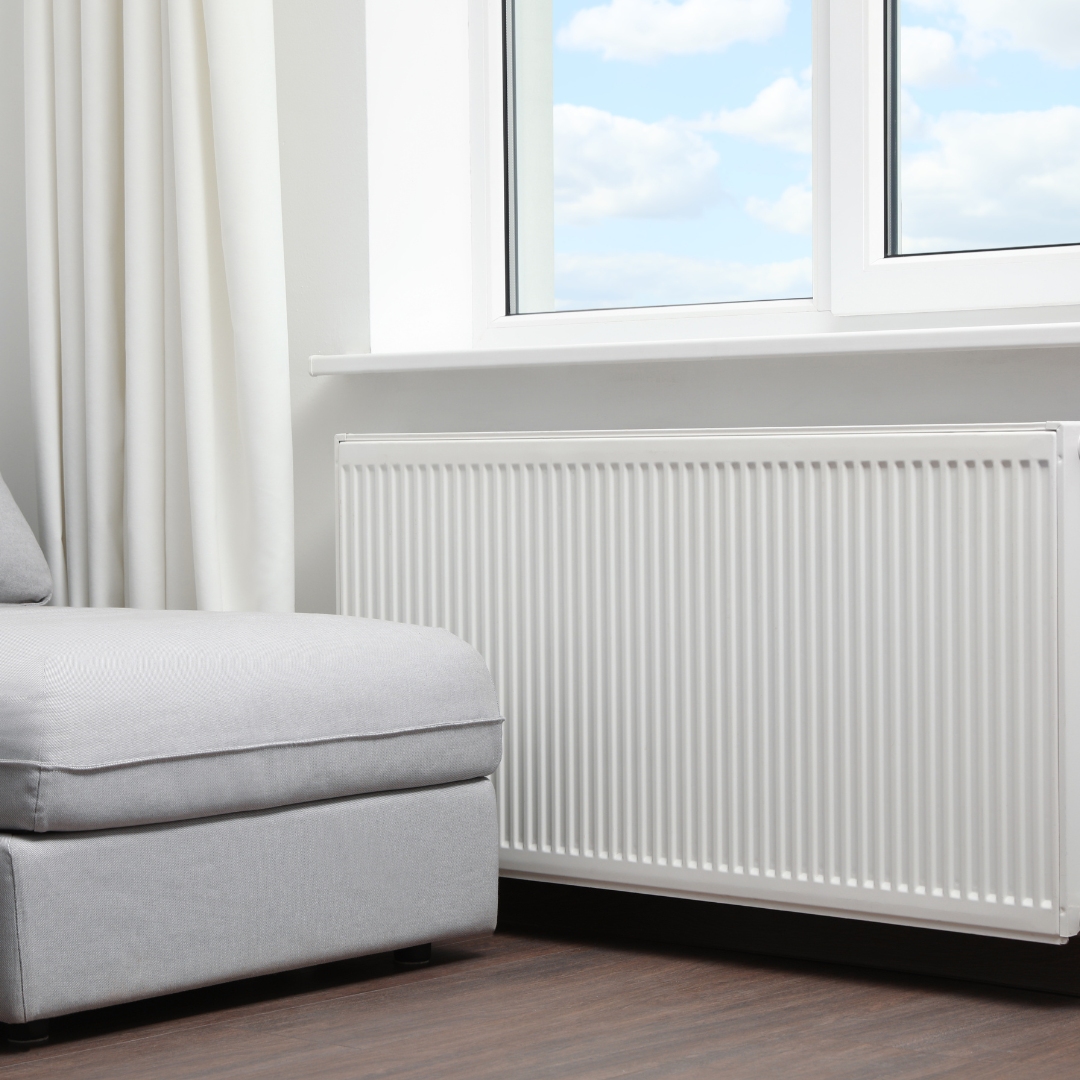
24, 0, 294, 612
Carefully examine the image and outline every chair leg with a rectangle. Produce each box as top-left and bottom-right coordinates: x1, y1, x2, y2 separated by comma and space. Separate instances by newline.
5, 1020, 49, 1047
393, 943, 432, 968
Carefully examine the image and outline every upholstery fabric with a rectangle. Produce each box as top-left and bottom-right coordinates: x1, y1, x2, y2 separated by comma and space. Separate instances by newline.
0, 608, 502, 832
0, 473, 51, 606
0, 779, 499, 1023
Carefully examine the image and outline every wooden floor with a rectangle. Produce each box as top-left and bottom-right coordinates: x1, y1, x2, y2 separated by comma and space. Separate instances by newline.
2, 928, 1080, 1079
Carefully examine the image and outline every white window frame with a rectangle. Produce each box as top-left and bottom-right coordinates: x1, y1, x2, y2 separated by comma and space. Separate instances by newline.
346, 0, 1080, 368
830, 0, 1080, 315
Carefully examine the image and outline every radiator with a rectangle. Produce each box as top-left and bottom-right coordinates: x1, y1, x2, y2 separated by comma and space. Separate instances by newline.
336, 425, 1080, 943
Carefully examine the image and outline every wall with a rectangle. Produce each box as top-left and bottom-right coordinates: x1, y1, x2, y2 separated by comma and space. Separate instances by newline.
3, 0, 1078, 613
273, 0, 370, 614
0, 0, 38, 536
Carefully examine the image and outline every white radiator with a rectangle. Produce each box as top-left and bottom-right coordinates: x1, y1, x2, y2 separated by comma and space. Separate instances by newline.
336, 425, 1080, 943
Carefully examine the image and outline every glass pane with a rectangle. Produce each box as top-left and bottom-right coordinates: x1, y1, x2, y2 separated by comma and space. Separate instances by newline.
508, 0, 813, 314
896, 0, 1080, 256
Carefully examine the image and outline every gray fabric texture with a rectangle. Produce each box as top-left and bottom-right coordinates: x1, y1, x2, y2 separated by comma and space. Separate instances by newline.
0, 846, 22, 1022
0, 778, 499, 1023
0, 608, 503, 831
0, 473, 51, 606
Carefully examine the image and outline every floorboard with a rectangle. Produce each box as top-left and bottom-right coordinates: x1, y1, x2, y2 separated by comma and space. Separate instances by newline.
1, 924, 1078, 1077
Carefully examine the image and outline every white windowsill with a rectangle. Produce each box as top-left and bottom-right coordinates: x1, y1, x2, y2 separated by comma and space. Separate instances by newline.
310, 320, 1080, 376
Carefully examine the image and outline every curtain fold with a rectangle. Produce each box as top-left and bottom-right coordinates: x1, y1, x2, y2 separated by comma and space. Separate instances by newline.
123, 0, 168, 608
24, 0, 294, 613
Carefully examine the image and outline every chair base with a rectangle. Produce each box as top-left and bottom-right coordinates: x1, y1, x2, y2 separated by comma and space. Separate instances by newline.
5, 1020, 49, 1047
393, 943, 432, 968
0, 779, 497, 1024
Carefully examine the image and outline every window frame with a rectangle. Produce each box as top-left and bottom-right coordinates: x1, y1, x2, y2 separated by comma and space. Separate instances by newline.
357, 0, 1080, 362
830, 0, 1080, 316
474, 0, 833, 346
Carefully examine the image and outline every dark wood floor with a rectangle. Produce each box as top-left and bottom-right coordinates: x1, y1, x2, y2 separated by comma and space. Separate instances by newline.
3, 925, 1080, 1079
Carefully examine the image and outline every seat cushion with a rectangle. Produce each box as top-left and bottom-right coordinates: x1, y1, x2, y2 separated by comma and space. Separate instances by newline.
0, 472, 51, 606
0, 608, 503, 832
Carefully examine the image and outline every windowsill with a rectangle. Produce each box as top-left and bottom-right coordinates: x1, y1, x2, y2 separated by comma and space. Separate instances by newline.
310, 319, 1080, 376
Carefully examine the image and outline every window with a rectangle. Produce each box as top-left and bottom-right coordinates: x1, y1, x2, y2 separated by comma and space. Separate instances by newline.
507, 0, 814, 314
356, 0, 1080, 360
885, 0, 1080, 259
831, 0, 1080, 315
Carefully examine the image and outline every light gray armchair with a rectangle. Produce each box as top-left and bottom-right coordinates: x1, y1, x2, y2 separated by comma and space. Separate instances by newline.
0, 472, 502, 1046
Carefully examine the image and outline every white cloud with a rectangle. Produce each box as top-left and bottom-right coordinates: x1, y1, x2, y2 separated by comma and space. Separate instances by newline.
554, 252, 812, 310
557, 0, 789, 63
699, 75, 811, 153
554, 104, 720, 224
900, 26, 969, 86
901, 105, 1080, 251
906, 0, 1080, 67
746, 184, 812, 234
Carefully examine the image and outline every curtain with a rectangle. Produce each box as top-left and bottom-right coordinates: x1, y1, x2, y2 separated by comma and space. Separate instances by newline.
24, 0, 294, 613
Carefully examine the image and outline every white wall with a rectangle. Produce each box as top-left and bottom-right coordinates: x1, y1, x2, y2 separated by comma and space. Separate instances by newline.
273, 0, 371, 614
3, 0, 1078, 614
0, 0, 38, 537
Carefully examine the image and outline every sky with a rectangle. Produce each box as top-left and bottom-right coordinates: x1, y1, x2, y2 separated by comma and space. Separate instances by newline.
546, 0, 813, 311
519, 0, 1080, 312
898, 0, 1080, 254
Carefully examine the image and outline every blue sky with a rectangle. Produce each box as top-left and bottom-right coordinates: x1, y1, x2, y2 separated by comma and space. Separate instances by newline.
545, 0, 813, 311
897, 0, 1080, 254
522, 0, 1080, 311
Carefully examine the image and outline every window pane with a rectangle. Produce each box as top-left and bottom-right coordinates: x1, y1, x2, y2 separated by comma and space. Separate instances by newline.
508, 0, 813, 314
896, 0, 1080, 256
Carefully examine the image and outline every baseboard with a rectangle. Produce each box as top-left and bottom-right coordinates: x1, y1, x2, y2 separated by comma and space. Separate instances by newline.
497, 876, 1080, 996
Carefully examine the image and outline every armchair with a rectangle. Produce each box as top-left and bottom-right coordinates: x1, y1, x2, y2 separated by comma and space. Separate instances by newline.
0, 472, 502, 1045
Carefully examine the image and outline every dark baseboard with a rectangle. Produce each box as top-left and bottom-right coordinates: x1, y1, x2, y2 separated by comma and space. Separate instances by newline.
497, 876, 1080, 997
